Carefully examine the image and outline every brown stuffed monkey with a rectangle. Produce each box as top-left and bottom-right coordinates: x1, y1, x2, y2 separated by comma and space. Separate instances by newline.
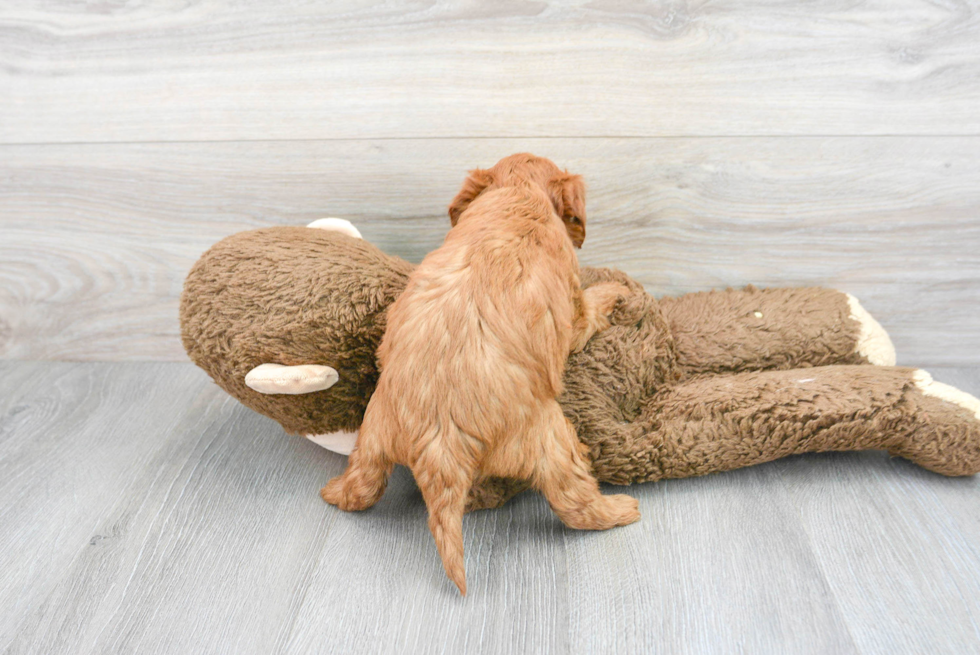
180, 219, 980, 510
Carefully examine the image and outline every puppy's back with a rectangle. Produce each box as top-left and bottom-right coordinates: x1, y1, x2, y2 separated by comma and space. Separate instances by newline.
377, 186, 579, 442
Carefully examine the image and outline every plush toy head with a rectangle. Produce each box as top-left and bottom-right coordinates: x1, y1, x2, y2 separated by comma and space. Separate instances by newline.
180, 226, 414, 435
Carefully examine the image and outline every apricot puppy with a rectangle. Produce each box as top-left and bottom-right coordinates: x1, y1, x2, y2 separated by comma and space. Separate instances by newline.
321, 154, 640, 594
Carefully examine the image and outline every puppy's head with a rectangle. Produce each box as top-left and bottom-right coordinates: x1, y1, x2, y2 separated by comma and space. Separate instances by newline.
447, 153, 587, 248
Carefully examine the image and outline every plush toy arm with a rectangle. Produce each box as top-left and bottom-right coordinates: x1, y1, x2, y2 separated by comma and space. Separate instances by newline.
658, 286, 895, 379
585, 365, 980, 485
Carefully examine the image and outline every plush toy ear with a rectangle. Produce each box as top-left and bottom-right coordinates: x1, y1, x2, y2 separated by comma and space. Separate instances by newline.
448, 168, 494, 226
548, 172, 586, 248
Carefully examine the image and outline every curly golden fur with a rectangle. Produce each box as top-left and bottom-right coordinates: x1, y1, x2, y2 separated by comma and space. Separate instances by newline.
320, 154, 639, 594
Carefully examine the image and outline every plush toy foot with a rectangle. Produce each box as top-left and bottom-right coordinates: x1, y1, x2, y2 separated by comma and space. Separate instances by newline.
893, 369, 980, 475
244, 363, 339, 395
845, 294, 896, 366
306, 430, 359, 455
912, 370, 980, 420
306, 217, 362, 239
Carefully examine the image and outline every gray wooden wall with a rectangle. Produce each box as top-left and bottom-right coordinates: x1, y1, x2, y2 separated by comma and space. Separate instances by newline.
2, 1, 979, 365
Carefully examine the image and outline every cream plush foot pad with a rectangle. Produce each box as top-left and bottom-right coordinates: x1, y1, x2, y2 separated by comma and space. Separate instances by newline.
846, 294, 897, 366
306, 217, 362, 239
913, 370, 980, 420
306, 431, 359, 455
245, 363, 339, 395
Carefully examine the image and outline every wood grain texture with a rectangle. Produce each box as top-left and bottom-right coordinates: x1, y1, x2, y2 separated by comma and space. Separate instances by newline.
4, 2, 979, 652
565, 468, 858, 654
0, 362, 214, 649
773, 366, 980, 654
2, 1, 980, 143
2, 362, 980, 654
283, 473, 570, 655
1, 137, 978, 364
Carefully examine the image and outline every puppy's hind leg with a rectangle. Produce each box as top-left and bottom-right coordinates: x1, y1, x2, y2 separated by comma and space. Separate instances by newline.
413, 438, 480, 596
532, 402, 640, 530
321, 415, 393, 511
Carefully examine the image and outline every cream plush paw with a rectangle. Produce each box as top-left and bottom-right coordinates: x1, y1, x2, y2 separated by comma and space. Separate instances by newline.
244, 363, 339, 395
845, 293, 897, 366
306, 217, 362, 239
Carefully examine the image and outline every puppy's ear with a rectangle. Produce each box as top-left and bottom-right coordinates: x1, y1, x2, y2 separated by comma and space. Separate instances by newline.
548, 172, 586, 248
448, 168, 494, 226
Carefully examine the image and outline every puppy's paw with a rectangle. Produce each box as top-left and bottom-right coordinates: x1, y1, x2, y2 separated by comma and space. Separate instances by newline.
561, 493, 641, 530
320, 476, 346, 506
586, 282, 631, 317
320, 475, 376, 511
599, 493, 641, 528
580, 493, 640, 530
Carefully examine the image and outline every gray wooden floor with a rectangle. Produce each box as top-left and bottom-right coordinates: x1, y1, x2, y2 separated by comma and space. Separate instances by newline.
4, 1, 980, 653
2, 362, 979, 654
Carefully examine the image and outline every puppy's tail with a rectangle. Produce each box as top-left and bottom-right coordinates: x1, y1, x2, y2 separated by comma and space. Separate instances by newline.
414, 454, 475, 596
429, 497, 467, 595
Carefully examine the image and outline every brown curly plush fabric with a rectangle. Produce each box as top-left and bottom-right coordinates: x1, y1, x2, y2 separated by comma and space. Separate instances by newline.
181, 227, 980, 510
579, 365, 980, 484
659, 285, 868, 377
181, 227, 412, 433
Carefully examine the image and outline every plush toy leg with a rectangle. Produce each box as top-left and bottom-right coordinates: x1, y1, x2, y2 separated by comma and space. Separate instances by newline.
604, 365, 980, 484
911, 370, 980, 422
658, 287, 896, 378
